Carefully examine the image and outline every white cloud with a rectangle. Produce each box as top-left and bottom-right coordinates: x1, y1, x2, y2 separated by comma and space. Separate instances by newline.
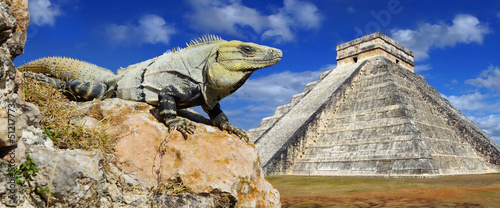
184, 0, 266, 36
263, 0, 321, 42
262, 13, 295, 42
497, 12, 500, 18
391, 14, 490, 60
105, 15, 175, 45
414, 64, 432, 72
465, 65, 500, 92
29, 0, 62, 26
185, 0, 321, 42
283, 0, 321, 30
441, 92, 489, 112
469, 115, 500, 143
232, 69, 324, 106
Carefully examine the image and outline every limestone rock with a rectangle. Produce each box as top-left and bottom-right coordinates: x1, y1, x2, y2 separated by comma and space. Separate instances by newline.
26, 146, 104, 206
0, 0, 29, 99
0, 3, 16, 48
1, 103, 44, 148
0, 109, 8, 147
77, 98, 281, 207
17, 102, 42, 129
1, 0, 29, 59
0, 0, 18, 108
0, 160, 25, 207
0, 0, 29, 149
0, 133, 103, 208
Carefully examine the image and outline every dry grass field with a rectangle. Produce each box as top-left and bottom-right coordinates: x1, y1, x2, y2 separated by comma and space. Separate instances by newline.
267, 174, 500, 208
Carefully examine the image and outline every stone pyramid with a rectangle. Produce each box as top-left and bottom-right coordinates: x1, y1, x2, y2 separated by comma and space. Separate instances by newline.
250, 32, 500, 177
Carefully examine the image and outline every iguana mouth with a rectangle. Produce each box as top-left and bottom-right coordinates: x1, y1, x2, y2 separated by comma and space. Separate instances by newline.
251, 48, 283, 63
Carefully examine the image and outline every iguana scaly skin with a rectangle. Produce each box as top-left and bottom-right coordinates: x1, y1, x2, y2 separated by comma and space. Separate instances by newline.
18, 35, 282, 141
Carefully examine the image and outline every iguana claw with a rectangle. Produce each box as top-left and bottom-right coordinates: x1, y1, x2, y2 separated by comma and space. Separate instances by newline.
219, 122, 250, 143
165, 118, 196, 139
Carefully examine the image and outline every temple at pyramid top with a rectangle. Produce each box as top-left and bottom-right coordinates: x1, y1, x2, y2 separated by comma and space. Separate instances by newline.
336, 32, 415, 72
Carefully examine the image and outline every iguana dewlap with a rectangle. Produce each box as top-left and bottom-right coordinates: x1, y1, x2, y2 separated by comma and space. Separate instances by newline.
18, 35, 282, 141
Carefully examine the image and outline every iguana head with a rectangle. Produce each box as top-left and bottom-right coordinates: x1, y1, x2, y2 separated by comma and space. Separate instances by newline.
180, 36, 282, 108
216, 40, 282, 72
206, 40, 282, 91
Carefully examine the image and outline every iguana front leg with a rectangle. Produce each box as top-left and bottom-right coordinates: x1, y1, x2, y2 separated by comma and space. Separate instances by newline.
158, 87, 196, 139
203, 104, 250, 143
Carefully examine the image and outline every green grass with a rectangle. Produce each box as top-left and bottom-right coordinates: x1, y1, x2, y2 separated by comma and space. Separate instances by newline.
267, 174, 500, 207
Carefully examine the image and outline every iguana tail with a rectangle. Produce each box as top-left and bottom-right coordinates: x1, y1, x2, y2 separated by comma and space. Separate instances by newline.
17, 57, 116, 83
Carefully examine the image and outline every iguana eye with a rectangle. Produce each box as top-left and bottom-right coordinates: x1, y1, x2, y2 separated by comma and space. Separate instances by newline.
238, 45, 257, 55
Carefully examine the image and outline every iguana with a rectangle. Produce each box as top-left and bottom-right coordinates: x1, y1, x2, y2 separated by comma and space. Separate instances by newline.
18, 35, 282, 142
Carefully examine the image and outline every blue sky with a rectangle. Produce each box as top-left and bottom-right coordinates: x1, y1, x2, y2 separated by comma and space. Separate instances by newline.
16, 0, 500, 143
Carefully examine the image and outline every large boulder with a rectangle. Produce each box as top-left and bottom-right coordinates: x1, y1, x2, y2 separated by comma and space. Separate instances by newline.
78, 98, 281, 207
2, 98, 281, 207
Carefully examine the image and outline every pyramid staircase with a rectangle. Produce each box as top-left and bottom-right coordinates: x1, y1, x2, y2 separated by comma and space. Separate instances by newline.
249, 70, 331, 140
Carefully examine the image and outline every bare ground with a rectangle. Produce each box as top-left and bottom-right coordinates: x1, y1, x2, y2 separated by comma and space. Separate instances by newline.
266, 174, 500, 208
